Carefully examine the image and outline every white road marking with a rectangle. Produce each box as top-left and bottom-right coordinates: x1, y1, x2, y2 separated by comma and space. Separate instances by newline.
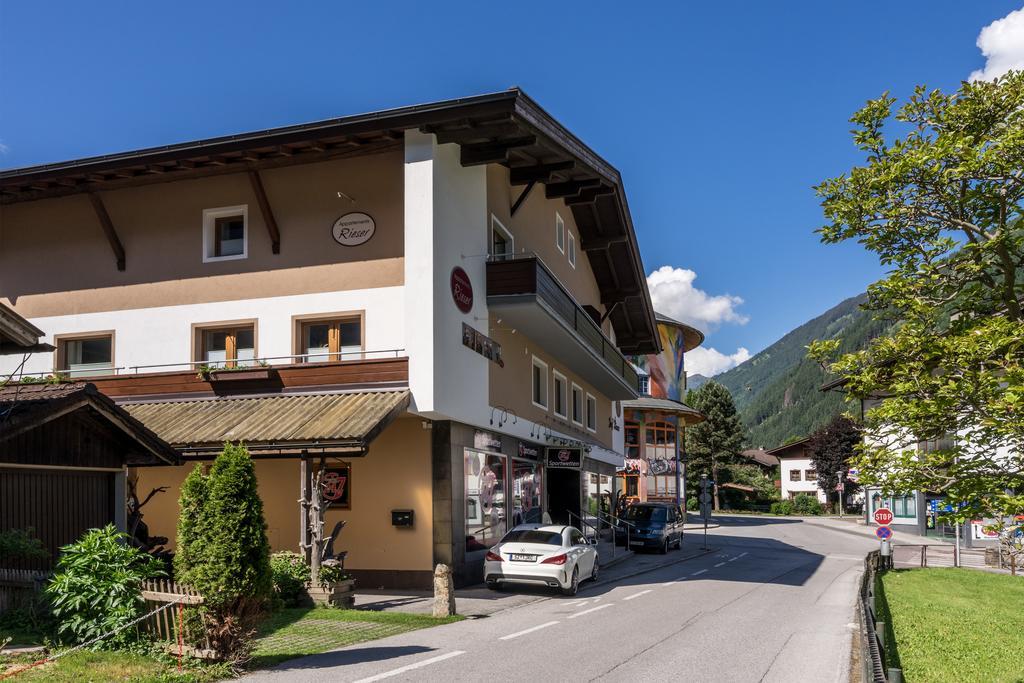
661, 579, 677, 586
692, 569, 708, 576
738, 552, 748, 558
499, 621, 560, 640
568, 603, 613, 619
714, 562, 726, 567
622, 589, 652, 601
352, 650, 466, 683
728, 557, 737, 562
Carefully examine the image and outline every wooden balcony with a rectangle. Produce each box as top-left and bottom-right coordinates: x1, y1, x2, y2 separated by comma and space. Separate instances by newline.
487, 256, 640, 398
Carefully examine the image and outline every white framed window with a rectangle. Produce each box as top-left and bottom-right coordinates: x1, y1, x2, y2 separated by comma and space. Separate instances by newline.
490, 215, 514, 261
568, 232, 576, 268
55, 332, 115, 377
531, 356, 549, 410
639, 375, 650, 395
553, 369, 568, 419
586, 393, 597, 432
203, 205, 248, 262
555, 213, 565, 253
571, 383, 584, 425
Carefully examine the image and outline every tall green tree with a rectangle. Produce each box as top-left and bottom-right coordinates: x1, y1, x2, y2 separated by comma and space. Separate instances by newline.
176, 443, 272, 660
810, 71, 1024, 520
806, 415, 862, 512
685, 381, 746, 510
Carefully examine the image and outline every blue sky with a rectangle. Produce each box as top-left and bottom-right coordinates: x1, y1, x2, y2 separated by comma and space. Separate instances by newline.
1, 1, 1021, 375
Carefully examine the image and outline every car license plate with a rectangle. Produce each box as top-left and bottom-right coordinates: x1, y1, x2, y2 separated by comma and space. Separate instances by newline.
510, 554, 535, 562
629, 541, 643, 546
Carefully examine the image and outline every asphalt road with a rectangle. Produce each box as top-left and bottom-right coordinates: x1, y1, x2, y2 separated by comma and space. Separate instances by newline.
246, 516, 877, 682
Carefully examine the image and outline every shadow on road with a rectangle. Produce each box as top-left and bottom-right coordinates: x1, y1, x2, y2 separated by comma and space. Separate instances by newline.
261, 645, 437, 673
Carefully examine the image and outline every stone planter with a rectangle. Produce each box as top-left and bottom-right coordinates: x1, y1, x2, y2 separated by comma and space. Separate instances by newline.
303, 578, 356, 608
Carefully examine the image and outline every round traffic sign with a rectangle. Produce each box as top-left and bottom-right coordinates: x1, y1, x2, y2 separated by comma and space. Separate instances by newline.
876, 526, 893, 541
873, 508, 894, 525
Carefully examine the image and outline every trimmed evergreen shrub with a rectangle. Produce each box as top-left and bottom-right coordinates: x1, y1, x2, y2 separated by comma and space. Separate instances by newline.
770, 500, 795, 516
175, 443, 272, 660
46, 524, 164, 648
792, 493, 823, 516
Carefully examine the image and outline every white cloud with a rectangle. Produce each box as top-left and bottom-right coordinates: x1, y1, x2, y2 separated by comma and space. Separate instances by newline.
0, 141, 8, 155
970, 6, 1024, 81
646, 265, 748, 333
686, 346, 751, 378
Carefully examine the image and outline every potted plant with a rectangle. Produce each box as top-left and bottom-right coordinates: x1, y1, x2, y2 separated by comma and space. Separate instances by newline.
306, 562, 355, 608
197, 361, 276, 382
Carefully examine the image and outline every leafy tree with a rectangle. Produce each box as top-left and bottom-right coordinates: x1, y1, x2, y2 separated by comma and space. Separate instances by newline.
46, 524, 164, 648
685, 381, 746, 509
810, 71, 1024, 521
175, 443, 272, 660
807, 415, 863, 512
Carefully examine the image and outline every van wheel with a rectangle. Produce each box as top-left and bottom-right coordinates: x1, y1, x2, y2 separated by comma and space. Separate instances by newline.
660, 538, 669, 555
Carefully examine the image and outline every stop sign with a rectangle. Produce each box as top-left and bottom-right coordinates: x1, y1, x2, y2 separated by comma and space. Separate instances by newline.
874, 508, 894, 525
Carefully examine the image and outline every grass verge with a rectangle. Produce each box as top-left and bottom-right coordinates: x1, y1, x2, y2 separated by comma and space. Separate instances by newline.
876, 568, 1024, 683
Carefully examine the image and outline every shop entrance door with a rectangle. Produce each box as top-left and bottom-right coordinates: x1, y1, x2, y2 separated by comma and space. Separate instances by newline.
547, 468, 581, 525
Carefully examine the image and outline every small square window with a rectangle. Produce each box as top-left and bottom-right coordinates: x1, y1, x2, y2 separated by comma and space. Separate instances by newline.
203, 206, 248, 262
297, 317, 363, 362
586, 393, 597, 432
789, 469, 802, 482
555, 213, 565, 253
568, 232, 576, 268
57, 334, 114, 377
806, 469, 818, 481
532, 357, 549, 409
196, 323, 255, 368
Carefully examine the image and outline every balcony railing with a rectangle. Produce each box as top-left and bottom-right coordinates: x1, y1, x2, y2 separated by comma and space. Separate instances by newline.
487, 255, 640, 394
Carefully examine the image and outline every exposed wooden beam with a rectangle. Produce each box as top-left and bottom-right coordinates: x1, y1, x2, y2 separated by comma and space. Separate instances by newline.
248, 170, 281, 254
545, 177, 602, 199
509, 160, 576, 185
460, 135, 536, 166
581, 233, 628, 251
510, 180, 535, 217
564, 184, 615, 205
87, 192, 126, 271
431, 122, 524, 145
600, 286, 641, 305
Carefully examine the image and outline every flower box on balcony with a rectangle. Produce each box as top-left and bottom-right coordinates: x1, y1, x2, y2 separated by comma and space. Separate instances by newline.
204, 367, 276, 382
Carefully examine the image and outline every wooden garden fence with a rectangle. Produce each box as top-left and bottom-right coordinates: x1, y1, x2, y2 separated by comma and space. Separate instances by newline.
139, 578, 212, 655
0, 567, 49, 614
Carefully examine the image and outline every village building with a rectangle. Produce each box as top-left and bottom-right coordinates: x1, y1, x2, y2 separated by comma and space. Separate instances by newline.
765, 438, 829, 505
0, 89, 660, 587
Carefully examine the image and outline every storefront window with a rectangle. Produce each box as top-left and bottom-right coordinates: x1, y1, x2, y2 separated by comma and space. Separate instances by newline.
511, 460, 543, 526
647, 474, 676, 499
585, 473, 612, 517
870, 492, 917, 519
465, 450, 507, 552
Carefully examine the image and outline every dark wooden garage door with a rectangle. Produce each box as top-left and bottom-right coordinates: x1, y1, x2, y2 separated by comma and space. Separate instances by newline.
1, 467, 115, 570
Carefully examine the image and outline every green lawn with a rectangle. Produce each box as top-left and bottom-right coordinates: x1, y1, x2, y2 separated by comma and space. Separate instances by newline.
2, 608, 462, 680
875, 568, 1024, 683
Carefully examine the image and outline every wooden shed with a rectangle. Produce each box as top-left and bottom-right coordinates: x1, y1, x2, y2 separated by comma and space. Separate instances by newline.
0, 382, 180, 569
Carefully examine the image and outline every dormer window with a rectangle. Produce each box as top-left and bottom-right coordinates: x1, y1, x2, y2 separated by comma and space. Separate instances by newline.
203, 205, 248, 262
639, 375, 650, 396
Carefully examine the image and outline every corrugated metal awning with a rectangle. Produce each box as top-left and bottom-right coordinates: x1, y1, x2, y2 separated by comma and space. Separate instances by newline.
124, 390, 410, 456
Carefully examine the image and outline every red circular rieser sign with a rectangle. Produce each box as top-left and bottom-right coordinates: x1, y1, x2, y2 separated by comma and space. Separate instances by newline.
450, 267, 473, 314
873, 508, 894, 526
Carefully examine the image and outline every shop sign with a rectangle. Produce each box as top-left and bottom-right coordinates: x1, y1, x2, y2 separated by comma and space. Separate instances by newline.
546, 447, 582, 469
518, 442, 541, 460
321, 464, 351, 509
473, 430, 502, 452
450, 267, 473, 313
332, 212, 375, 246
462, 322, 504, 367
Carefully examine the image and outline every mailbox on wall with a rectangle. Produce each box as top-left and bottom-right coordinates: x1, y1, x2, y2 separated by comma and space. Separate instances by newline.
391, 509, 414, 527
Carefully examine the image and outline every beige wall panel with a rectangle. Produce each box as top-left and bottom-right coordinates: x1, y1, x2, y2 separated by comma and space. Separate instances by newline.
1, 152, 404, 315
488, 321, 612, 449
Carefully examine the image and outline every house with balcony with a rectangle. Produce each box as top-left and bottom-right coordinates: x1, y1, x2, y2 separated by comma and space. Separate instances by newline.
0, 89, 659, 587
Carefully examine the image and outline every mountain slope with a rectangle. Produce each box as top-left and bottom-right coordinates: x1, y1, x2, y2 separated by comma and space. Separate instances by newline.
701, 293, 889, 450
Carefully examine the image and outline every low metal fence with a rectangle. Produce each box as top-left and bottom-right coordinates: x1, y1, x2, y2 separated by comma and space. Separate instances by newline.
859, 551, 902, 683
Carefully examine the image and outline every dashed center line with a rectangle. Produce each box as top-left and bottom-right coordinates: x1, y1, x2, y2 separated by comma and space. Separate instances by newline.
568, 603, 613, 619
353, 650, 466, 682
499, 621, 559, 640
622, 589, 652, 601
738, 552, 748, 558
714, 562, 726, 567
692, 569, 708, 576
728, 557, 737, 562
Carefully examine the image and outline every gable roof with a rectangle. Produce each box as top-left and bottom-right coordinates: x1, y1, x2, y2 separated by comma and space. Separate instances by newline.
0, 382, 179, 465
0, 301, 53, 355
764, 437, 813, 460
0, 89, 658, 354
741, 448, 780, 468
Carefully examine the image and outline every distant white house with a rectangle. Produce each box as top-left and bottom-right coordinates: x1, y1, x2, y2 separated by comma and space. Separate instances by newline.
765, 438, 828, 504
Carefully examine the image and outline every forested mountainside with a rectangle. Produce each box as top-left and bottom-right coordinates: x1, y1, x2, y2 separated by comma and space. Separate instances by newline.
699, 293, 890, 449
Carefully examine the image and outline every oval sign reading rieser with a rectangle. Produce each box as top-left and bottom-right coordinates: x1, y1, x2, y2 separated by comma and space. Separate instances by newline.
332, 212, 375, 246
450, 266, 474, 314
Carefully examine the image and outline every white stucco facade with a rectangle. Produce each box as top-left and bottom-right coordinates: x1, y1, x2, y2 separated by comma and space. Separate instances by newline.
778, 456, 827, 503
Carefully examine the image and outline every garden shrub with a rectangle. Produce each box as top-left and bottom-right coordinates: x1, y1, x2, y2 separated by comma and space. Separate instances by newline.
792, 493, 823, 515
270, 552, 309, 607
175, 443, 272, 661
0, 528, 49, 565
770, 500, 794, 516
46, 524, 164, 649
686, 497, 698, 512
317, 563, 350, 588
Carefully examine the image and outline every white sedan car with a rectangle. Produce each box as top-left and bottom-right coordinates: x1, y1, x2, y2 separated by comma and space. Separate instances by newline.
484, 524, 598, 595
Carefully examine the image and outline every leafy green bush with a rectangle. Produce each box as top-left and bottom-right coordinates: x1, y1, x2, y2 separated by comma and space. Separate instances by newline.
792, 493, 823, 515
317, 564, 350, 588
770, 500, 794, 515
270, 552, 309, 607
0, 528, 48, 565
175, 443, 272, 660
686, 497, 698, 512
45, 524, 164, 648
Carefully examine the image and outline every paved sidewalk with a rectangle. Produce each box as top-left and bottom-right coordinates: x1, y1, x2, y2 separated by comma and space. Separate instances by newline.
354, 541, 714, 617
